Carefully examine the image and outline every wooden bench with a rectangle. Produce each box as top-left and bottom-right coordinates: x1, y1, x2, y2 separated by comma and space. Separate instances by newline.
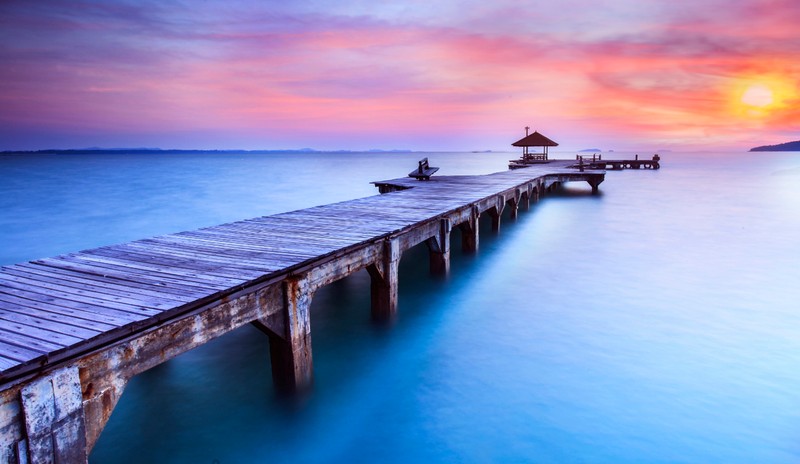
408, 157, 439, 180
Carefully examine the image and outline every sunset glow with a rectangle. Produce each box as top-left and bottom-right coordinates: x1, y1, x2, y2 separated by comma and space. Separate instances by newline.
1, 0, 799, 151
741, 84, 774, 107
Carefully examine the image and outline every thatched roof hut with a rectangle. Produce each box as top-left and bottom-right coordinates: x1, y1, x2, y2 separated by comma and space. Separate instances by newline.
512, 128, 558, 161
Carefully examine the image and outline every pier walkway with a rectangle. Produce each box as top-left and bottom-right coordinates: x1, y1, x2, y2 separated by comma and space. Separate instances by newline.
0, 161, 603, 463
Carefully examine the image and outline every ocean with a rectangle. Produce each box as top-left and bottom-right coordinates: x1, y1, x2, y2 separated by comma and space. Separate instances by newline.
1, 150, 799, 463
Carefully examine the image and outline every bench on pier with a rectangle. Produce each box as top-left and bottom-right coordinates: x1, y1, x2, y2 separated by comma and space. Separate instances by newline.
408, 157, 439, 180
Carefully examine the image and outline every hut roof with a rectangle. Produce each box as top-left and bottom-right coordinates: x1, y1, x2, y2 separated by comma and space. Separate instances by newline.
512, 131, 559, 147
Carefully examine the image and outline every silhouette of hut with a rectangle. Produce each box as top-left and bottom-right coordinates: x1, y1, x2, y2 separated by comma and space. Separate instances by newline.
512, 127, 558, 161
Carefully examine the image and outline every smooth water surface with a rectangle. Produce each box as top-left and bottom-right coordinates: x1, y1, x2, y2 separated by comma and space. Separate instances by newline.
2, 151, 799, 463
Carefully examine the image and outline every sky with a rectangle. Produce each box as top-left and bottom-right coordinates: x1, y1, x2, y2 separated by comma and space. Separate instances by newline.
1, 0, 798, 152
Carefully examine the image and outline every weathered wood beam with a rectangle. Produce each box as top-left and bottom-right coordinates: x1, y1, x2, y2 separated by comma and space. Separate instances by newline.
457, 206, 480, 253
426, 219, 451, 276
268, 276, 314, 393
366, 239, 400, 322
0, 388, 25, 464
77, 282, 284, 452
487, 196, 506, 232
21, 367, 87, 464
508, 188, 522, 219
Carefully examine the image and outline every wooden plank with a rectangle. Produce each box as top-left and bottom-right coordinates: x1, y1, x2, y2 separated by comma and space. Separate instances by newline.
83, 247, 259, 282
0, 292, 119, 331
198, 221, 364, 244
179, 225, 358, 247
0, 356, 16, 370
0, 292, 151, 334
95, 244, 283, 281
116, 241, 287, 272
224, 222, 381, 243
0, 340, 45, 363
0, 269, 176, 311
5, 264, 192, 305
14, 262, 203, 299
271, 208, 410, 227
33, 257, 228, 295
266, 206, 399, 222
0, 281, 156, 322
146, 235, 338, 261
0, 317, 83, 347
0, 302, 109, 339
47, 254, 240, 290
131, 237, 320, 264
266, 219, 402, 234
0, 327, 65, 353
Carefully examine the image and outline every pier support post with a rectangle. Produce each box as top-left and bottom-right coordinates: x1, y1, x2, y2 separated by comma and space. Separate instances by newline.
268, 276, 314, 392
458, 206, 480, 253
488, 197, 505, 232
523, 183, 533, 209
509, 189, 521, 219
587, 178, 603, 195
426, 218, 451, 276
367, 239, 400, 322
20, 366, 88, 464
81, 369, 128, 455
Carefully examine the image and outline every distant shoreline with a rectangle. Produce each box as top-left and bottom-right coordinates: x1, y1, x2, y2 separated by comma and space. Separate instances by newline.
0, 148, 420, 155
749, 140, 800, 152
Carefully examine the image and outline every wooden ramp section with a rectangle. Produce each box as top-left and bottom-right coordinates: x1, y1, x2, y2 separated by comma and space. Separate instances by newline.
0, 162, 603, 463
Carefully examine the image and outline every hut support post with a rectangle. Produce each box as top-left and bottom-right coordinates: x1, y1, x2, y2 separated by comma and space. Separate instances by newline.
267, 276, 314, 392
20, 366, 88, 464
426, 219, 451, 276
367, 239, 400, 322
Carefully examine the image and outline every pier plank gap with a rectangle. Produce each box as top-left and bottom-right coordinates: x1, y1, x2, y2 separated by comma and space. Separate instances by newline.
0, 162, 604, 463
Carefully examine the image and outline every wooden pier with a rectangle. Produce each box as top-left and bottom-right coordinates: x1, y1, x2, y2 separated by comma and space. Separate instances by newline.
0, 161, 603, 463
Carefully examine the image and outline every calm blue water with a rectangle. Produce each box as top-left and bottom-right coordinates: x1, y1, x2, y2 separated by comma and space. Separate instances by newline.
2, 151, 799, 463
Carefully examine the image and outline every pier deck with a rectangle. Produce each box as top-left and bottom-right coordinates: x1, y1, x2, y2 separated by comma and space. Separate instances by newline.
0, 161, 603, 463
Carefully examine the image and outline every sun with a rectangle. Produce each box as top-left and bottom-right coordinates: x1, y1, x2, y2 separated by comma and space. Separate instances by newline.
730, 75, 797, 118
741, 83, 774, 107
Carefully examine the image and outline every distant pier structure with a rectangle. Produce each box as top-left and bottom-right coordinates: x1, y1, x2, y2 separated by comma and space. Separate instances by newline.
574, 153, 661, 170
507, 126, 662, 171
0, 161, 604, 463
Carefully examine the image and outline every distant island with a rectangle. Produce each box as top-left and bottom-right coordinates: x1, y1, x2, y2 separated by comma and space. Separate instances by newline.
579, 148, 602, 152
750, 140, 800, 152
0, 147, 414, 155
